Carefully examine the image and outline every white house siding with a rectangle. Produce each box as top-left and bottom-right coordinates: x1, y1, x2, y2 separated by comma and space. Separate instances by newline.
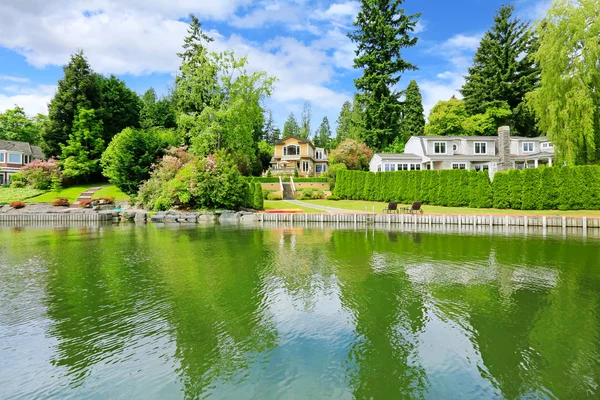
404, 138, 425, 157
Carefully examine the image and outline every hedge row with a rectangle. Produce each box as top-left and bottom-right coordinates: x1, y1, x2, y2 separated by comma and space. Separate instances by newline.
333, 165, 600, 210
293, 177, 328, 183
246, 182, 264, 210
251, 177, 328, 183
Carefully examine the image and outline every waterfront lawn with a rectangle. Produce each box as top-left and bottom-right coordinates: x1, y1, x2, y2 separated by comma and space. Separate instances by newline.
27, 184, 100, 203
305, 200, 600, 216
264, 200, 322, 213
0, 187, 46, 204
94, 186, 130, 202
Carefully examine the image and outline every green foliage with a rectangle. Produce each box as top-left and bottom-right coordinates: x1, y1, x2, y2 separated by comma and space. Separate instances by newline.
283, 112, 301, 138
492, 171, 510, 209
293, 177, 328, 183
140, 88, 177, 130
520, 168, 541, 210
349, 0, 421, 150
97, 74, 141, 143
294, 168, 299, 178
0, 187, 45, 204
9, 172, 26, 188
297, 188, 325, 200
263, 110, 280, 145
60, 108, 105, 181
330, 139, 373, 171
537, 166, 558, 210
252, 177, 279, 183
299, 101, 311, 139
461, 4, 539, 136
20, 159, 62, 190
0, 106, 44, 144
425, 97, 468, 136
313, 116, 332, 149
262, 189, 270, 200
267, 193, 283, 200
402, 80, 425, 141
526, 0, 600, 164
256, 140, 274, 174
253, 183, 264, 210
469, 170, 493, 208
507, 169, 523, 210
101, 127, 168, 195
44, 51, 102, 157
327, 163, 347, 192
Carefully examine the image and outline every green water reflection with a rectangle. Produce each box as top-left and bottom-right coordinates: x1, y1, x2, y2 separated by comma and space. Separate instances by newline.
0, 224, 599, 399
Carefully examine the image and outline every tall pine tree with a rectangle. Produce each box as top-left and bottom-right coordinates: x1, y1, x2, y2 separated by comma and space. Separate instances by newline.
283, 112, 301, 137
401, 80, 425, 140
299, 101, 312, 139
460, 4, 539, 136
348, 0, 420, 151
43, 51, 101, 157
313, 117, 332, 149
97, 74, 141, 144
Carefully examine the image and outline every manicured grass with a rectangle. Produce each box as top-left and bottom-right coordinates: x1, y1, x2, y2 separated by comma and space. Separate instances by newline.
304, 200, 600, 216
0, 187, 46, 204
94, 186, 130, 202
27, 184, 100, 203
264, 200, 322, 213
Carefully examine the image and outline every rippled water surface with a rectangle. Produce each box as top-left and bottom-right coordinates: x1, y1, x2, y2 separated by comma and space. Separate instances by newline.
1, 224, 599, 399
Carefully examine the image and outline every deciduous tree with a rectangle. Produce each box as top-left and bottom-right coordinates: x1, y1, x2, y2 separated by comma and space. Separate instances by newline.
330, 139, 373, 171
0, 106, 44, 144
526, 0, 600, 164
349, 0, 420, 150
140, 88, 177, 130
97, 74, 141, 143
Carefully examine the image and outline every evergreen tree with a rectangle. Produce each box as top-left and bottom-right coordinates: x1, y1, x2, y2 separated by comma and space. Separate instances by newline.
43, 51, 101, 157
313, 117, 332, 149
263, 110, 280, 144
60, 108, 105, 181
335, 101, 353, 144
97, 74, 141, 143
460, 4, 539, 136
174, 14, 216, 115
283, 112, 300, 137
401, 80, 425, 140
349, 0, 420, 151
299, 101, 312, 139
140, 88, 177, 130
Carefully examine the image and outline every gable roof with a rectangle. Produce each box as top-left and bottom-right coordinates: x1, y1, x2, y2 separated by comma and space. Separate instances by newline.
274, 135, 314, 147
0, 140, 44, 158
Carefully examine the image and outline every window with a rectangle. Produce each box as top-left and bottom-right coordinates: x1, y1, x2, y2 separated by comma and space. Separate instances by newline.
316, 150, 323, 160
412, 164, 421, 170
377, 165, 381, 172
434, 142, 446, 154
0, 153, 4, 163
474, 164, 489, 172
316, 164, 322, 173
541, 142, 553, 150
284, 145, 300, 156
8, 153, 21, 164
0, 174, 3, 185
523, 142, 534, 153
452, 163, 467, 170
389, 164, 396, 172
384, 164, 390, 172
474, 142, 487, 154
302, 161, 309, 172
398, 163, 409, 171
322, 165, 327, 172
453, 144, 458, 152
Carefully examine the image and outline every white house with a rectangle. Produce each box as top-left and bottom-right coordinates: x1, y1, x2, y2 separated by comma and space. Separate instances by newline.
369, 126, 555, 178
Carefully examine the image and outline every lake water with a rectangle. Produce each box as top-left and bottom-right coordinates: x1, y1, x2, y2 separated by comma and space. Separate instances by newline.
1, 224, 599, 399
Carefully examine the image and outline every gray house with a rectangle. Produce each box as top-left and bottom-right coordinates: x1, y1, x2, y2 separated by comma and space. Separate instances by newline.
369, 126, 555, 178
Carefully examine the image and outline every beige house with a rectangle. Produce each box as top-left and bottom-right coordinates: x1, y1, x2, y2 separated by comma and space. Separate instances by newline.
369, 126, 555, 178
270, 136, 329, 177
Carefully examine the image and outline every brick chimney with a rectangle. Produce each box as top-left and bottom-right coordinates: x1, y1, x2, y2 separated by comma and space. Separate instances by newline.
497, 126, 512, 171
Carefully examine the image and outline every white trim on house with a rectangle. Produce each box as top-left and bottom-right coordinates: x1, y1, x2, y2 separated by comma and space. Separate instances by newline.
0, 152, 4, 163
522, 142, 534, 153
433, 142, 447, 154
474, 142, 487, 154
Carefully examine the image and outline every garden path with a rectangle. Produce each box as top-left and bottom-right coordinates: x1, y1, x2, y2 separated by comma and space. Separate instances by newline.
76, 187, 103, 204
284, 200, 367, 214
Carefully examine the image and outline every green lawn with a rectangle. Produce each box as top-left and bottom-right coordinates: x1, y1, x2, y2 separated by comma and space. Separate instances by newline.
304, 200, 600, 216
264, 200, 322, 213
94, 186, 130, 202
0, 187, 46, 204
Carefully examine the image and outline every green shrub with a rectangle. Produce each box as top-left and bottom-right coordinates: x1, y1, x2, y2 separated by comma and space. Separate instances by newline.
556, 166, 584, 210
492, 171, 510, 209
469, 170, 492, 208
328, 163, 347, 192
9, 173, 26, 188
20, 159, 62, 190
327, 195, 339, 200
252, 177, 280, 183
253, 183, 264, 210
267, 193, 283, 200
262, 189, 270, 200
297, 188, 325, 200
582, 166, 600, 209
507, 169, 523, 210
521, 168, 541, 210
266, 169, 272, 177
293, 177, 328, 183
537, 166, 558, 210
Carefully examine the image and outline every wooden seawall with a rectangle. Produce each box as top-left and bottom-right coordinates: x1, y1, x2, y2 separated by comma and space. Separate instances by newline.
0, 213, 114, 224
259, 213, 600, 231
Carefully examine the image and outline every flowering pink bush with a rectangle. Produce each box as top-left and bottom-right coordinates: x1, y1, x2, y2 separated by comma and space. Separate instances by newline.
20, 158, 62, 190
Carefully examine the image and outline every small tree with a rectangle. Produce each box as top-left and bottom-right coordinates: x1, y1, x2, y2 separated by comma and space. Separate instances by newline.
330, 139, 373, 171
60, 108, 105, 181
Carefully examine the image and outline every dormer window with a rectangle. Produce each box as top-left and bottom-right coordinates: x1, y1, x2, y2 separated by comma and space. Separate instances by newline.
474, 142, 487, 154
316, 150, 323, 160
523, 142, 534, 153
434, 142, 446, 154
283, 145, 301, 156
541, 142, 553, 150
453, 144, 458, 152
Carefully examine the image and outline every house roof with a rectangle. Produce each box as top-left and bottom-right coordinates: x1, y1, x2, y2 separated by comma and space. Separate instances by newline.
374, 152, 423, 160
0, 140, 44, 158
413, 135, 551, 141
274, 135, 314, 146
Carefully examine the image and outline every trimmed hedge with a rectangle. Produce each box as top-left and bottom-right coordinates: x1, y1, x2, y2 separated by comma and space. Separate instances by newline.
293, 177, 328, 183
333, 165, 600, 210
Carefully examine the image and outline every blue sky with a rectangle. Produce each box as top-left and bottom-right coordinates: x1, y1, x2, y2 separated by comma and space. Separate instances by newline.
0, 0, 550, 133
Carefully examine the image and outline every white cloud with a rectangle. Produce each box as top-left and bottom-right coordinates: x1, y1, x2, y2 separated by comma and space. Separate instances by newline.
414, 20, 427, 34
0, 84, 56, 115
0, 76, 30, 83
420, 72, 464, 117
519, 0, 552, 20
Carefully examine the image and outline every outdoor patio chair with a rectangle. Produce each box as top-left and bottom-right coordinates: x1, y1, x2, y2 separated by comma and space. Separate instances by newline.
403, 202, 424, 214
383, 202, 399, 214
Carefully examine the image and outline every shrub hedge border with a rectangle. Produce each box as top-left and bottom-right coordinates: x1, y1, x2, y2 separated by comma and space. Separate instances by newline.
333, 165, 600, 211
